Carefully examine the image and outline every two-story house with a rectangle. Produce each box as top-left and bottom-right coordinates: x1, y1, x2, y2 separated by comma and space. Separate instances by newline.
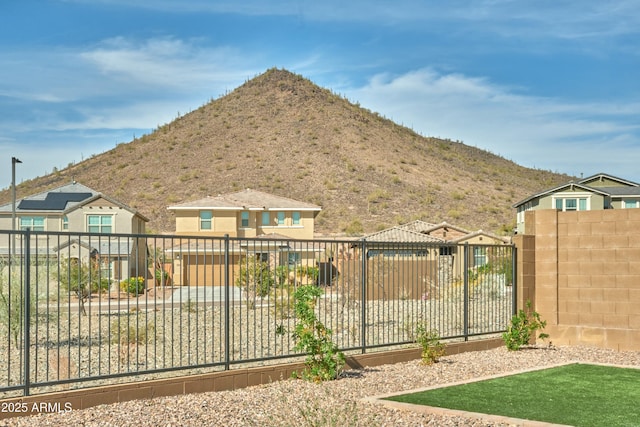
513, 173, 640, 234
166, 189, 322, 286
0, 181, 149, 282
167, 188, 321, 239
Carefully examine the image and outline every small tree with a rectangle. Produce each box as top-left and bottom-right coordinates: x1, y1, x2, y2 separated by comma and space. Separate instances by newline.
235, 257, 276, 304
59, 258, 109, 315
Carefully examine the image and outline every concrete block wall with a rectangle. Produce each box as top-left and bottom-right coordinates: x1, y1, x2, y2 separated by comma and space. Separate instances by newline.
516, 208, 640, 351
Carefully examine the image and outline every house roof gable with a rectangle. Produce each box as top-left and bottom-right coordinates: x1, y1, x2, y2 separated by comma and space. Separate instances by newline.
449, 230, 511, 244
513, 182, 611, 208
420, 221, 471, 235
578, 173, 640, 187
167, 188, 322, 212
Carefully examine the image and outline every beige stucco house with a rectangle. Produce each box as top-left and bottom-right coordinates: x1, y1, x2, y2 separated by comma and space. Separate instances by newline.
166, 189, 322, 286
0, 181, 148, 282
513, 173, 640, 234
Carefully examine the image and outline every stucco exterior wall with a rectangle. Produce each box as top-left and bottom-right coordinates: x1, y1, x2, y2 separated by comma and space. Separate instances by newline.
514, 208, 640, 351
174, 209, 315, 239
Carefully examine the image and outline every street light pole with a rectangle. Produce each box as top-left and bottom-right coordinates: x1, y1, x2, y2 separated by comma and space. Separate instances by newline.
11, 156, 22, 255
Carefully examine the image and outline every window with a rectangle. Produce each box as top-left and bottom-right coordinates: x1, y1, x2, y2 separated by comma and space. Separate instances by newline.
439, 246, 453, 256
277, 211, 285, 225
287, 252, 301, 266
473, 247, 487, 266
624, 199, 639, 209
62, 215, 69, 230
554, 197, 588, 212
241, 211, 250, 227
292, 211, 301, 225
20, 216, 45, 231
262, 212, 270, 226
87, 215, 112, 233
199, 211, 212, 230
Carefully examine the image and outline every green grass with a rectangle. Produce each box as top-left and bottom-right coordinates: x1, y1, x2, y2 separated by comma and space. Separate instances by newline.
385, 364, 640, 427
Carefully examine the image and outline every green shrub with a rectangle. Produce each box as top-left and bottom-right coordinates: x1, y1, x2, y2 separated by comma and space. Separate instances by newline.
415, 321, 445, 365
503, 300, 549, 351
110, 314, 154, 345
120, 276, 146, 295
292, 285, 345, 382
344, 220, 363, 236
155, 268, 169, 286
0, 264, 38, 348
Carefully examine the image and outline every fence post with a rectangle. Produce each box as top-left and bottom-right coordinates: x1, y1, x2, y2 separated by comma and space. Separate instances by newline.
512, 245, 517, 316
360, 239, 367, 354
224, 234, 230, 371
23, 228, 31, 396
463, 243, 469, 342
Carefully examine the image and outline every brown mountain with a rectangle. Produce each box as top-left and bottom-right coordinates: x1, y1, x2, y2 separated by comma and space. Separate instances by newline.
1, 68, 570, 236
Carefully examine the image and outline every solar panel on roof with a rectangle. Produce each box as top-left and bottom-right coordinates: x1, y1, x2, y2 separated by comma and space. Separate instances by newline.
18, 192, 93, 210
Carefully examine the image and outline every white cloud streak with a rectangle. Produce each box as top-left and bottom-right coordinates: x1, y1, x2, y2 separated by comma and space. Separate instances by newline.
67, 0, 640, 42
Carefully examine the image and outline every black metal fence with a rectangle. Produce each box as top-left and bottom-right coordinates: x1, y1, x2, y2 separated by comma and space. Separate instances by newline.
0, 230, 515, 397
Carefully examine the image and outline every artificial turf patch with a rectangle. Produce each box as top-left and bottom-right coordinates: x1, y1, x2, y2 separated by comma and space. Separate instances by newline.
384, 363, 640, 427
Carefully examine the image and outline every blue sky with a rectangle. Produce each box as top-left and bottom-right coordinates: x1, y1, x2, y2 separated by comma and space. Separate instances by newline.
1, 0, 639, 189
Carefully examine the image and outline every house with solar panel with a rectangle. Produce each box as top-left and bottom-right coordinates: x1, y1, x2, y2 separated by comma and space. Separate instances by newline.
0, 181, 149, 284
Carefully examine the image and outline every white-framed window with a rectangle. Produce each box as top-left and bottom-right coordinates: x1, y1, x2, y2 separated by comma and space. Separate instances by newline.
87, 215, 112, 233
241, 211, 250, 227
292, 211, 301, 225
199, 211, 212, 230
262, 212, 270, 226
277, 211, 285, 225
62, 215, 69, 230
553, 195, 589, 212
20, 216, 45, 231
624, 199, 639, 208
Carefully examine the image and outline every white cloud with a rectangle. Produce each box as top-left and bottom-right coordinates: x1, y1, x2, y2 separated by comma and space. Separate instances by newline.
79, 37, 249, 91
344, 68, 640, 179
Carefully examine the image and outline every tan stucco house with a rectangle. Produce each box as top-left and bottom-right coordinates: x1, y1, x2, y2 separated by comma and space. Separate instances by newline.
0, 181, 149, 282
166, 189, 322, 286
363, 220, 509, 259
513, 173, 640, 234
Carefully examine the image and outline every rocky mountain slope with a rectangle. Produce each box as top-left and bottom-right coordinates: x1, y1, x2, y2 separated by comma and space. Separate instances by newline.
1, 68, 570, 235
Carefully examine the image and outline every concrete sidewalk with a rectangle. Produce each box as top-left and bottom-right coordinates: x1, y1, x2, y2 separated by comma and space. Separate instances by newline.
170, 286, 243, 303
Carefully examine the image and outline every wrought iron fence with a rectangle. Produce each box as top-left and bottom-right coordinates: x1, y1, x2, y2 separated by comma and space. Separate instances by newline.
0, 230, 515, 397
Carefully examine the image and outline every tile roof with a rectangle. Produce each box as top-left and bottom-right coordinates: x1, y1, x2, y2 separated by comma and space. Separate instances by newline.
395, 219, 437, 233
362, 226, 444, 243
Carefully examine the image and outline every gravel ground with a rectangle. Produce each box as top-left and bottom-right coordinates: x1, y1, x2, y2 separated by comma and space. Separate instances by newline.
2, 344, 639, 427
